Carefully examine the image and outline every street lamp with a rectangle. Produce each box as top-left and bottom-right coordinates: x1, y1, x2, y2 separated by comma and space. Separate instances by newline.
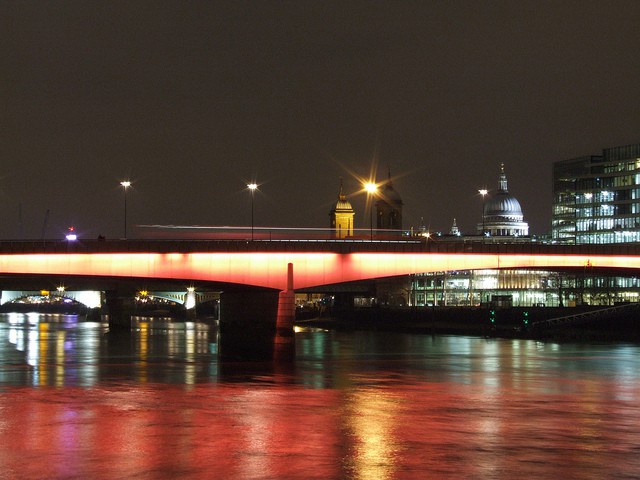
364, 182, 378, 240
247, 183, 258, 240
478, 188, 488, 237
120, 181, 131, 239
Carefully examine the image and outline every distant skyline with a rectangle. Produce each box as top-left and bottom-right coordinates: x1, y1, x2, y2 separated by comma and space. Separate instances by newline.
3, 1, 640, 239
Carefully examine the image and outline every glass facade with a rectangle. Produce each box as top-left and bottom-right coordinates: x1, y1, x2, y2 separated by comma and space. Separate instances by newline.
408, 270, 640, 308
552, 144, 640, 244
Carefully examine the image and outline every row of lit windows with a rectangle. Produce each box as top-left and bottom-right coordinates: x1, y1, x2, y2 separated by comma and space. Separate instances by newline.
576, 230, 640, 243
576, 218, 640, 231
410, 270, 640, 307
574, 189, 638, 203
602, 160, 640, 173
411, 272, 640, 290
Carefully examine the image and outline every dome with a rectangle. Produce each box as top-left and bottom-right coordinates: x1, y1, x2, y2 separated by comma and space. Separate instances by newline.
478, 163, 529, 237
485, 192, 523, 218
333, 197, 354, 212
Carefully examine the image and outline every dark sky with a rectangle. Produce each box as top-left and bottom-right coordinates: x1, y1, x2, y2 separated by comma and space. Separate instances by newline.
3, 1, 640, 240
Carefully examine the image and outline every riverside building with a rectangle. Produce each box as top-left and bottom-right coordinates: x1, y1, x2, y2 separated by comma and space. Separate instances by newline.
401, 161, 640, 308
552, 143, 640, 244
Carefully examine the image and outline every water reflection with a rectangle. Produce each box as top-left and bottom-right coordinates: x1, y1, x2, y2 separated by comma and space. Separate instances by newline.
1, 314, 640, 478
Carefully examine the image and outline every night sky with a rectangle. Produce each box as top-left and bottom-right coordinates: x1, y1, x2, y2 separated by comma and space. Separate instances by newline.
3, 1, 640, 240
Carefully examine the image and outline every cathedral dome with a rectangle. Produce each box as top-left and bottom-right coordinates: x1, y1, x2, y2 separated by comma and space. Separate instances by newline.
478, 164, 529, 237
485, 192, 523, 219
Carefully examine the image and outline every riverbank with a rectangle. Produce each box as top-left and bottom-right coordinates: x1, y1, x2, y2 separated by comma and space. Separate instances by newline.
296, 306, 640, 343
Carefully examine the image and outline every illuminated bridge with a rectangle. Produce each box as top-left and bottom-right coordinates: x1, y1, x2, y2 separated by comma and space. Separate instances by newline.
1, 238, 640, 360
1, 238, 639, 291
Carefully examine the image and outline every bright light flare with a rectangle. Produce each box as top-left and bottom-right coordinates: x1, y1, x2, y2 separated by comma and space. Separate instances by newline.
364, 182, 378, 194
120, 181, 131, 188
479, 189, 488, 197
247, 183, 258, 191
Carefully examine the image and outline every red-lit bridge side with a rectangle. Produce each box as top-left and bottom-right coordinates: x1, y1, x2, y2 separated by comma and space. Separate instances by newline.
1, 245, 640, 290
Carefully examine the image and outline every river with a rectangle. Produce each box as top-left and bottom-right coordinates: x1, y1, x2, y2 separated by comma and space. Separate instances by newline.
1, 312, 639, 479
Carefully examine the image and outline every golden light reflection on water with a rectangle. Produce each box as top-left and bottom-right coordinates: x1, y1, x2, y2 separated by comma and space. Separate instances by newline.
342, 390, 401, 480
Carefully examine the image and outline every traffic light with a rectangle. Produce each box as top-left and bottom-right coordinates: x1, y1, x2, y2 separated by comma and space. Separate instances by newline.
489, 309, 496, 323
522, 310, 529, 326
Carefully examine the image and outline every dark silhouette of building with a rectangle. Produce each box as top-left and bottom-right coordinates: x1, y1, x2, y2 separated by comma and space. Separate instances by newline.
375, 170, 403, 232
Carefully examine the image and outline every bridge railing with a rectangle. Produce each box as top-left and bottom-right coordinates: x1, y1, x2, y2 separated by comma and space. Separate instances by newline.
2, 236, 640, 256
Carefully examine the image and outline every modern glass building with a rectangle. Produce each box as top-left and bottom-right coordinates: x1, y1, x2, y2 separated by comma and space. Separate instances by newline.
552, 143, 640, 244
407, 270, 640, 308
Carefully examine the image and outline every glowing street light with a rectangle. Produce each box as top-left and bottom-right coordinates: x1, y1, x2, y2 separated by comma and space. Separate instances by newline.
364, 182, 378, 240
247, 183, 258, 240
478, 188, 488, 237
120, 181, 131, 239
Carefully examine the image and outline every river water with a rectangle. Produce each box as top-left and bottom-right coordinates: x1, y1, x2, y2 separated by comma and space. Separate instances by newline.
1, 312, 640, 479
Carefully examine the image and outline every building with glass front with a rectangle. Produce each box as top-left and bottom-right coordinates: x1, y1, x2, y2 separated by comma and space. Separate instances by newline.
406, 269, 640, 308
552, 143, 640, 244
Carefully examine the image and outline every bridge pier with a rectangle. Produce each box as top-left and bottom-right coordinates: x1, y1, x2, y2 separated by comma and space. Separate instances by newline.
104, 289, 136, 329
218, 290, 279, 361
274, 263, 296, 361
219, 263, 297, 361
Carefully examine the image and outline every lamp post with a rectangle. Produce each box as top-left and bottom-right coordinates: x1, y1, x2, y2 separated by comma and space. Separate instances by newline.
120, 181, 131, 239
478, 188, 488, 237
247, 183, 258, 240
364, 182, 377, 240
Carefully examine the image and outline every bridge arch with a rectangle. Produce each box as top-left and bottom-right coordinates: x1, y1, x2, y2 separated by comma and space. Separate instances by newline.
0, 290, 102, 308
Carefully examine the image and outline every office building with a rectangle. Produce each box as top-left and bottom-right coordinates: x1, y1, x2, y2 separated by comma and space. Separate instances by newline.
552, 143, 640, 244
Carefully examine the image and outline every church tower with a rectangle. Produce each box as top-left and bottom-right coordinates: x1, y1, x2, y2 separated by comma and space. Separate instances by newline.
329, 180, 355, 238
375, 169, 403, 232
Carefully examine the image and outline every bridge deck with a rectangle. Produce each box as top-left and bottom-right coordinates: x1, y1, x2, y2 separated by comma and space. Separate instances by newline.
3, 239, 640, 255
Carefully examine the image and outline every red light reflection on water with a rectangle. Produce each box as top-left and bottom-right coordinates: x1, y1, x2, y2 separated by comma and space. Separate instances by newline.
2, 377, 640, 479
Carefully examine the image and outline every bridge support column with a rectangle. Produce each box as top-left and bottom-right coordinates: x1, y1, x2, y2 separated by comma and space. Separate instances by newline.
274, 263, 296, 361
219, 290, 279, 361
105, 290, 136, 329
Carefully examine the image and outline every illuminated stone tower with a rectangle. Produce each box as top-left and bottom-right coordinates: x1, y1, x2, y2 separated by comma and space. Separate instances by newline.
329, 180, 355, 238
375, 169, 403, 232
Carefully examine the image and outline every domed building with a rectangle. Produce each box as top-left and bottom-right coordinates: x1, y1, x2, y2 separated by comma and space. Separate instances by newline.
329, 180, 355, 238
375, 170, 403, 232
478, 164, 529, 237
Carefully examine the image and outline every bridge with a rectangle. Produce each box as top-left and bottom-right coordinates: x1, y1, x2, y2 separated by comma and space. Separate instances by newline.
1, 238, 639, 360
0, 238, 639, 291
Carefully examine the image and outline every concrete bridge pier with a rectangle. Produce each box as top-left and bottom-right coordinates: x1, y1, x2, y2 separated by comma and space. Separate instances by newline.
218, 290, 280, 361
274, 263, 296, 361
104, 289, 136, 329
219, 263, 297, 361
